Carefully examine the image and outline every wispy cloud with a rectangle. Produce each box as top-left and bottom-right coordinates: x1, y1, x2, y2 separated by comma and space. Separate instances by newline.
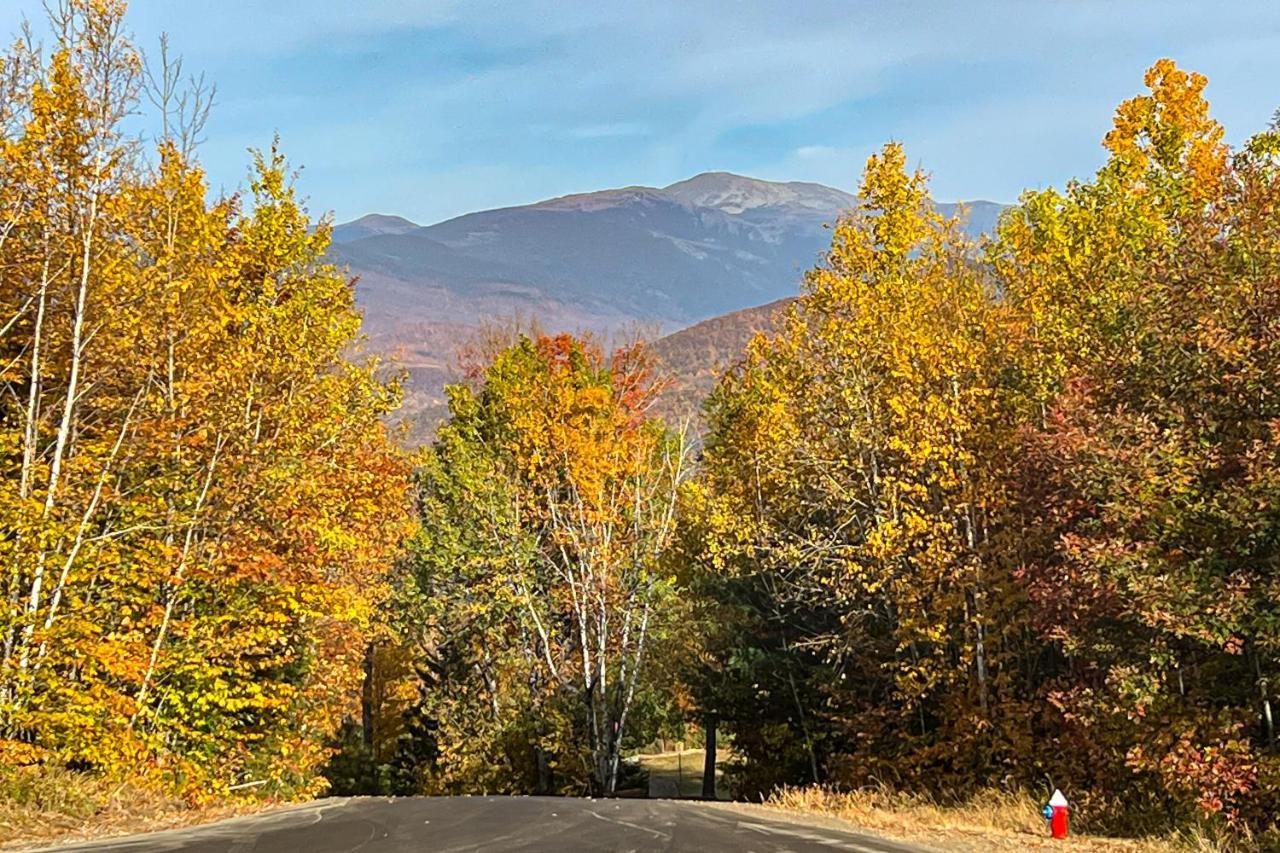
794, 145, 843, 161
568, 122, 650, 140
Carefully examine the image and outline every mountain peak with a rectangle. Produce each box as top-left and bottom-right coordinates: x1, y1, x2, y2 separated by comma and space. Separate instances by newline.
332, 213, 420, 244
663, 172, 856, 215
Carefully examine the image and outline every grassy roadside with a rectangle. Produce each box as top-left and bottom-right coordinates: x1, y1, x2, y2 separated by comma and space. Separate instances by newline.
0, 767, 280, 850
761, 786, 1243, 853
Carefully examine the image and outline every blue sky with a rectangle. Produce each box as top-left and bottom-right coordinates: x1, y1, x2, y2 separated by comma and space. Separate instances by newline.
3, 1, 1279, 225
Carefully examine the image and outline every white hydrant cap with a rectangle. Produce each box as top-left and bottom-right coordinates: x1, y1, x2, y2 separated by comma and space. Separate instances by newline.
1049, 789, 1069, 808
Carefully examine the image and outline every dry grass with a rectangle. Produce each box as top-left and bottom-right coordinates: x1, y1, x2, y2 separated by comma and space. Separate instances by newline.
636, 748, 731, 799
764, 785, 1238, 853
0, 766, 274, 850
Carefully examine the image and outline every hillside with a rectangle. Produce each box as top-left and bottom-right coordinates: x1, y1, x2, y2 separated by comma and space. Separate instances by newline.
649, 297, 792, 427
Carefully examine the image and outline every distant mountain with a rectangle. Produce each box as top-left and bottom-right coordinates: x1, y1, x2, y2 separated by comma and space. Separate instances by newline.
336, 172, 1001, 333
331, 172, 1005, 441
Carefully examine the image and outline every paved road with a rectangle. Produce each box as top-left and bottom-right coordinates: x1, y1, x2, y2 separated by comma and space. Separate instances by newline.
44, 797, 930, 853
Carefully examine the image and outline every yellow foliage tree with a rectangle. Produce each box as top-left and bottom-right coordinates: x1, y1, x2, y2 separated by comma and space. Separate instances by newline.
0, 1, 412, 799
690, 141, 1031, 790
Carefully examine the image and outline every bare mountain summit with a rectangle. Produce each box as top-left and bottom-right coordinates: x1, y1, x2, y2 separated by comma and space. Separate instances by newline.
331, 213, 420, 244
663, 171, 857, 215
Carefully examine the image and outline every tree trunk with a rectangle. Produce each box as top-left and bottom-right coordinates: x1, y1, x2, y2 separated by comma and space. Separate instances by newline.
1254, 647, 1275, 752
361, 642, 376, 751
535, 745, 552, 795
701, 713, 718, 800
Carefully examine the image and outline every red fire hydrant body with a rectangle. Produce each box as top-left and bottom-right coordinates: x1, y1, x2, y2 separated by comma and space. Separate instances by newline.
1050, 806, 1068, 838
1048, 789, 1069, 839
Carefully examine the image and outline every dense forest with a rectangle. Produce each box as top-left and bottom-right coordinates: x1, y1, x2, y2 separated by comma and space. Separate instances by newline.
3, 2, 1280, 848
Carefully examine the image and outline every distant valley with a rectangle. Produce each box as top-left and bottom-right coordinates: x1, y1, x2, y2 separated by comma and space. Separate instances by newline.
330, 172, 1003, 440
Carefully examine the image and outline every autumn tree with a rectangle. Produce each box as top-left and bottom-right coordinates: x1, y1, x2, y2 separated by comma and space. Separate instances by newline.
688, 61, 1280, 841
686, 142, 1036, 793
405, 334, 689, 795
0, 0, 411, 799
995, 60, 1280, 827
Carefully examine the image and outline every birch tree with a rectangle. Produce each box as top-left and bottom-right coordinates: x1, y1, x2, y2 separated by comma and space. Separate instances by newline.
410, 334, 690, 794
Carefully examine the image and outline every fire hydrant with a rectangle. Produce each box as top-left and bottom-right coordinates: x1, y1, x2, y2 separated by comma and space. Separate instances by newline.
1042, 789, 1069, 839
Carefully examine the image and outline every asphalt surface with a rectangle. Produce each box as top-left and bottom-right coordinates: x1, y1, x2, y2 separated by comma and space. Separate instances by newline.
42, 797, 931, 853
